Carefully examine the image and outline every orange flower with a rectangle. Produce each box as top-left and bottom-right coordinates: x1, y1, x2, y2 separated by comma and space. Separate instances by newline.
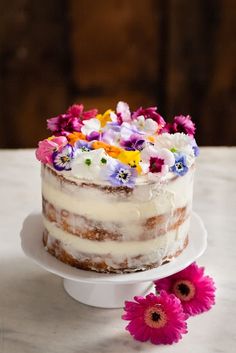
92, 141, 122, 158
67, 132, 87, 145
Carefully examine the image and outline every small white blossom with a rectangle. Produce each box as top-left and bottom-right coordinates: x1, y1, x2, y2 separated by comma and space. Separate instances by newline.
71, 148, 109, 180
81, 118, 101, 136
133, 116, 158, 134
155, 133, 195, 167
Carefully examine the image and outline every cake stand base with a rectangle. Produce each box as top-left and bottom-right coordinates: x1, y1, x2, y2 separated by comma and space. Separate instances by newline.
21, 211, 207, 309
64, 279, 154, 308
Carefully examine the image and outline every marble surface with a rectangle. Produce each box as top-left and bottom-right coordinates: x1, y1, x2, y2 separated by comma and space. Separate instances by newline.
0, 148, 236, 353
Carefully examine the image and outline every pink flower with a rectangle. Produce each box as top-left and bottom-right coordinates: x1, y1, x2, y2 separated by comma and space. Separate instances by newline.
162, 115, 195, 136
154, 262, 216, 318
47, 104, 98, 134
67, 104, 98, 120
122, 291, 187, 345
140, 145, 175, 178
47, 113, 82, 135
35, 136, 67, 164
132, 106, 166, 128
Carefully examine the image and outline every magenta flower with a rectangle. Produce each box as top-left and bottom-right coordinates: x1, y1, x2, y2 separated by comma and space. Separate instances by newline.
154, 262, 216, 318
122, 291, 187, 345
132, 106, 166, 128
67, 104, 98, 120
173, 115, 195, 136
35, 136, 67, 164
47, 104, 98, 135
163, 115, 195, 136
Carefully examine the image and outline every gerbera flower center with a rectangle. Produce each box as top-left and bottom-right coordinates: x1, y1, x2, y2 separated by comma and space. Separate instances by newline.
144, 305, 167, 328
149, 157, 164, 173
173, 280, 196, 301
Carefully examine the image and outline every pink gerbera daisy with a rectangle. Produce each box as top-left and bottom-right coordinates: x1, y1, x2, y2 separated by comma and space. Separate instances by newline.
154, 262, 216, 318
122, 291, 187, 345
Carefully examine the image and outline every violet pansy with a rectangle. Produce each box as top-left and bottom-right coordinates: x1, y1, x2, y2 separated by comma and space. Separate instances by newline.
52, 144, 74, 171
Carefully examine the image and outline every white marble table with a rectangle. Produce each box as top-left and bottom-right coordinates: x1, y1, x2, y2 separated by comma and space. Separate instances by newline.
0, 148, 235, 353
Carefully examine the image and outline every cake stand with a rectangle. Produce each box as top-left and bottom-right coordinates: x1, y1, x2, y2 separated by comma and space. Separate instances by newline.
20, 212, 207, 308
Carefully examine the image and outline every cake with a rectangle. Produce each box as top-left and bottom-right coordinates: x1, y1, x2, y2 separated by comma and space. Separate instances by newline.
36, 102, 199, 273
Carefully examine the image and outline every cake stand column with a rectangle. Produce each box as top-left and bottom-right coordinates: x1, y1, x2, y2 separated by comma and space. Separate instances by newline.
63, 279, 154, 308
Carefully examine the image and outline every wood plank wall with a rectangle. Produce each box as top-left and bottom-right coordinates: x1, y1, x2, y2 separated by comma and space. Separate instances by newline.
0, 0, 236, 147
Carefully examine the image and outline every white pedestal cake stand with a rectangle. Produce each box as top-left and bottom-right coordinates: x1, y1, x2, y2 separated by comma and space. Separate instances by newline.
20, 212, 207, 308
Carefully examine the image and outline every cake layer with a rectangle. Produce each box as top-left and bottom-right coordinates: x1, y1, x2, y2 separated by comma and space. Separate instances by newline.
42, 165, 194, 222
43, 196, 189, 241
43, 216, 190, 257
43, 230, 189, 273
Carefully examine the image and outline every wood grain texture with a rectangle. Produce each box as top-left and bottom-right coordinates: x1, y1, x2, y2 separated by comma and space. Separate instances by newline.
0, 0, 235, 147
0, 0, 71, 148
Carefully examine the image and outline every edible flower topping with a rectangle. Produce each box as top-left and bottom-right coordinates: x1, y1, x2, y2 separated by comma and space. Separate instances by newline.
52, 144, 74, 171
170, 153, 189, 176
140, 146, 175, 179
92, 141, 123, 158
96, 109, 112, 127
105, 160, 137, 188
117, 150, 141, 172
37, 101, 199, 187
36, 136, 67, 164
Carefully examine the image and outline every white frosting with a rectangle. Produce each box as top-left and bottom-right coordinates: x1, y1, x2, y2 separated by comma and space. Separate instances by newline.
42, 167, 194, 223
43, 216, 190, 258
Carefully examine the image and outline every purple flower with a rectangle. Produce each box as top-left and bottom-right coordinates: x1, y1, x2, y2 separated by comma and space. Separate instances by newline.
47, 104, 98, 135
102, 123, 121, 145
191, 138, 200, 157
106, 161, 137, 188
132, 106, 166, 127
86, 131, 101, 141
170, 153, 188, 176
52, 144, 74, 171
120, 133, 145, 151
75, 140, 92, 152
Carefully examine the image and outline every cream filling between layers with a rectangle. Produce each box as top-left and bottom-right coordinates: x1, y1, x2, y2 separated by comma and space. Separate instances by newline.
42, 178, 192, 222
43, 216, 190, 257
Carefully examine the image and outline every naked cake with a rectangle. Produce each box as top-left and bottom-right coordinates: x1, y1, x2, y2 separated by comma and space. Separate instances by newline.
36, 101, 199, 273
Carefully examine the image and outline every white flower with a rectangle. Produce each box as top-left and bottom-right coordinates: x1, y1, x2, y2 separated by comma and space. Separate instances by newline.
120, 122, 139, 140
140, 145, 175, 179
110, 101, 131, 123
133, 115, 158, 134
71, 148, 109, 180
81, 118, 101, 136
117, 101, 131, 122
155, 133, 195, 167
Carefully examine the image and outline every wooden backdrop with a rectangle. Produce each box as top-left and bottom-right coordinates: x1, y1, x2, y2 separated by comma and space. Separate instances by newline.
1, 0, 236, 148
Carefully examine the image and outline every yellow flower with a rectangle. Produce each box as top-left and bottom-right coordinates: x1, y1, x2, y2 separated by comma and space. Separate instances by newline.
148, 135, 155, 143
117, 150, 142, 173
96, 109, 112, 127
